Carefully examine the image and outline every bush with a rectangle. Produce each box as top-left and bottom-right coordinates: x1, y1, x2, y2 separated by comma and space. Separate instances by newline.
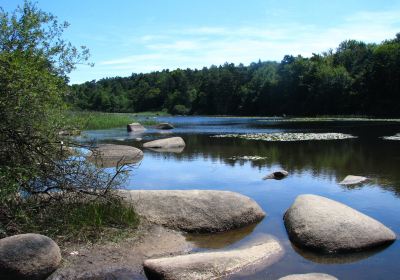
171, 104, 190, 115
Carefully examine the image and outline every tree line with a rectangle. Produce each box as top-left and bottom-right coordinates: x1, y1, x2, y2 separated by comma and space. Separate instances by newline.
67, 34, 400, 117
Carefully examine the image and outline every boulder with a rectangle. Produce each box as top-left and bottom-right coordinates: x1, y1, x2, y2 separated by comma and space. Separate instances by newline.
0, 233, 61, 280
339, 175, 368, 185
263, 170, 288, 180
284, 194, 396, 253
120, 190, 265, 233
143, 238, 283, 280
88, 144, 143, 168
127, 123, 146, 133
143, 137, 185, 149
278, 273, 338, 280
155, 123, 174, 130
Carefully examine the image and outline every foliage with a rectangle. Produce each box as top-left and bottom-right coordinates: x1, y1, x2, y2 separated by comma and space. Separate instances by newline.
68, 34, 400, 117
0, 1, 137, 240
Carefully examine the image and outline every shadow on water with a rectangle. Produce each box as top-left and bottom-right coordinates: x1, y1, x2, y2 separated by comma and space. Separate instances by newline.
290, 243, 391, 264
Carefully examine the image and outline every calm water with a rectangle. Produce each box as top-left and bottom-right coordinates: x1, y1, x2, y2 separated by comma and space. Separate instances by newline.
82, 117, 400, 280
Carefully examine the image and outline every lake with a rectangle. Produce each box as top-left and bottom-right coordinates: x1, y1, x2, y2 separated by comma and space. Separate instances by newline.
81, 116, 400, 280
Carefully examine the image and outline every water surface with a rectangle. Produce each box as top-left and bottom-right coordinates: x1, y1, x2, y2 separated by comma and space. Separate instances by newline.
82, 116, 400, 280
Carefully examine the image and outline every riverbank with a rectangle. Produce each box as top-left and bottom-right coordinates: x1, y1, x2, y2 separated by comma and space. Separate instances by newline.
63, 111, 163, 130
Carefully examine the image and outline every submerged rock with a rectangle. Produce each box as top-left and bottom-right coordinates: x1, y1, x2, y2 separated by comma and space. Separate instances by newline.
88, 144, 143, 167
339, 175, 368, 185
120, 190, 265, 233
284, 194, 396, 253
143, 238, 283, 280
278, 273, 338, 280
0, 233, 61, 280
263, 170, 289, 180
127, 123, 146, 133
143, 137, 185, 149
155, 123, 174, 130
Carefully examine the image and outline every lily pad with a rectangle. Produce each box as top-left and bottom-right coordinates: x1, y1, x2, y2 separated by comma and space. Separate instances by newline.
212, 133, 356, 142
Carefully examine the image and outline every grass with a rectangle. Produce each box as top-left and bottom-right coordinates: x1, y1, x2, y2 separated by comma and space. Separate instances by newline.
132, 110, 170, 117
63, 111, 159, 130
4, 197, 139, 245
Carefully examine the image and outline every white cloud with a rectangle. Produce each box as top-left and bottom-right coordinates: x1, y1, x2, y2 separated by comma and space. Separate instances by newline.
71, 9, 400, 83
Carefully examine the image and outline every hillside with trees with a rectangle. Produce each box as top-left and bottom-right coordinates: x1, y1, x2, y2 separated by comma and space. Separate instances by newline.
67, 34, 400, 117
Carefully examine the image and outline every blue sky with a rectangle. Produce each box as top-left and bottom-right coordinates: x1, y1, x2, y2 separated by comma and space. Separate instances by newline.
1, 0, 400, 84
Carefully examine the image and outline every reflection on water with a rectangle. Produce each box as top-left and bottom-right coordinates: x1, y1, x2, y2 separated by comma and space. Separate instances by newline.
81, 116, 400, 280
145, 146, 185, 153
186, 223, 257, 249
290, 243, 389, 264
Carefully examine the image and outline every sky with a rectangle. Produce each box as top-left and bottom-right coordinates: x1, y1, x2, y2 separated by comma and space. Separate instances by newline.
1, 0, 400, 84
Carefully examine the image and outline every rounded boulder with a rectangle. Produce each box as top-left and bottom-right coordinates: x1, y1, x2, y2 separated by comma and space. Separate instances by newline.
0, 233, 61, 280
284, 194, 396, 253
120, 190, 265, 233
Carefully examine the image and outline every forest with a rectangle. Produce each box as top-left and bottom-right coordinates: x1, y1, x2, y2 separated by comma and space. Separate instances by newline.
67, 34, 400, 117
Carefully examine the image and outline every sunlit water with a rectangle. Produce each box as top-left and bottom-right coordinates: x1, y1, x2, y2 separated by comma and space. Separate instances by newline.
81, 116, 400, 280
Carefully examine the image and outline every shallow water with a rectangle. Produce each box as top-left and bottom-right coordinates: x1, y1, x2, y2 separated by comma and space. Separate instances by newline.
82, 116, 400, 280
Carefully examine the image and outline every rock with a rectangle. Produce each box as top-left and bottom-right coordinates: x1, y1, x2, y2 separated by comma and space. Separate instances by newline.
143, 238, 283, 280
263, 170, 288, 180
146, 147, 184, 153
120, 190, 265, 233
155, 123, 174, 130
143, 137, 185, 149
278, 273, 338, 280
284, 194, 396, 253
339, 175, 368, 185
127, 123, 146, 133
0, 233, 61, 280
88, 144, 143, 168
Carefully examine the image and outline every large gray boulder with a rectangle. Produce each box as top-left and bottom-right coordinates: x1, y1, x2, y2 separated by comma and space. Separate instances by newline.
127, 123, 146, 133
278, 273, 338, 280
339, 175, 368, 185
143, 137, 185, 149
88, 144, 143, 167
284, 194, 396, 253
144, 238, 283, 280
0, 233, 61, 280
120, 190, 265, 233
